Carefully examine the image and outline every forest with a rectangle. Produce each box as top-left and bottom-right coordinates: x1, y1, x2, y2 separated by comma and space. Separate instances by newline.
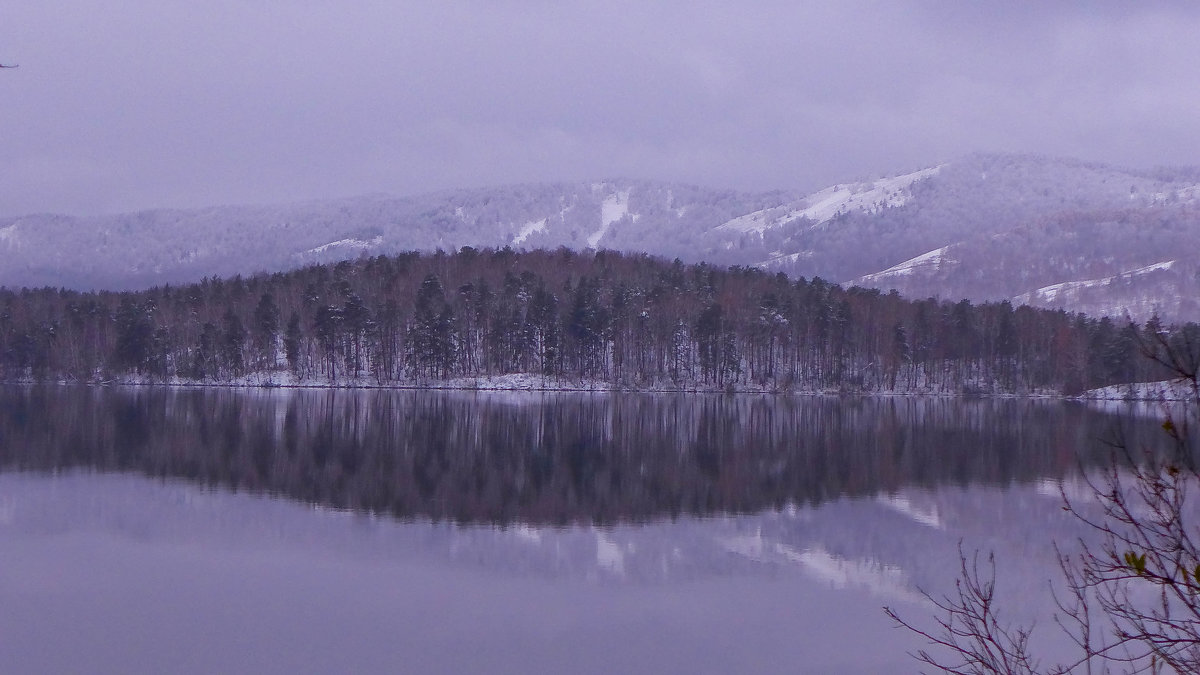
0, 247, 1185, 395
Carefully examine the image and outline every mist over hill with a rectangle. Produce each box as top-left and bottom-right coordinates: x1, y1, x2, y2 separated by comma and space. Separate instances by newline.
5, 153, 1200, 320
0, 182, 787, 290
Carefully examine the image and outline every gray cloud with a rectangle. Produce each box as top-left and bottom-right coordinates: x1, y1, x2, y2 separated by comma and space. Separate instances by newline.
3, 1, 1200, 217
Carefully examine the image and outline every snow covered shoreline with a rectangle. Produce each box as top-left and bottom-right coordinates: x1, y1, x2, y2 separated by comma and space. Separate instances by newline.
0, 370, 1069, 398
1077, 379, 1197, 402
8, 370, 1195, 402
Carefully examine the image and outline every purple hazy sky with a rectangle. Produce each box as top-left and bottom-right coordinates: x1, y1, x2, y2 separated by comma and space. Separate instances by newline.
3, 1, 1199, 217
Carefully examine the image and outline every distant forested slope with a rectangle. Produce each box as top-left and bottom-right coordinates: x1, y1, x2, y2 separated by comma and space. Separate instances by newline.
0, 181, 783, 290
0, 248, 1181, 395
5, 153, 1200, 321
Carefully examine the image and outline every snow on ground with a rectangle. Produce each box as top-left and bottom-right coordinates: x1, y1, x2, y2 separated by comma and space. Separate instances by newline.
443, 373, 610, 391
1080, 378, 1196, 401
512, 218, 547, 246
31, 367, 1063, 397
75, 371, 616, 393
755, 251, 814, 270
587, 190, 631, 248
665, 189, 688, 218
856, 246, 951, 284
1150, 184, 1200, 205
717, 205, 793, 235
300, 236, 384, 257
1175, 184, 1200, 203
799, 164, 941, 224
717, 165, 942, 235
1013, 260, 1176, 305
0, 224, 18, 248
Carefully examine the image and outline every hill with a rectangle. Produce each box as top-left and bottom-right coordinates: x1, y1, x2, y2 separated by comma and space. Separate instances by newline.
0, 248, 1179, 396
5, 153, 1200, 320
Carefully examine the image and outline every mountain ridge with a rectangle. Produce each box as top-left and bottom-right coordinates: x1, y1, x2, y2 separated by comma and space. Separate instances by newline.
7, 152, 1200, 320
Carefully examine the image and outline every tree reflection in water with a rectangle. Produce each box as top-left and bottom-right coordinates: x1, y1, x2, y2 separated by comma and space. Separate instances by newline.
0, 386, 1162, 525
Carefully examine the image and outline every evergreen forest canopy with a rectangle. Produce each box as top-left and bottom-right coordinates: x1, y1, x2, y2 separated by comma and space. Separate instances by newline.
0, 247, 1186, 395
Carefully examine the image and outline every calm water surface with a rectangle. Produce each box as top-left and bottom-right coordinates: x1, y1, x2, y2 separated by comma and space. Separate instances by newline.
0, 386, 1169, 673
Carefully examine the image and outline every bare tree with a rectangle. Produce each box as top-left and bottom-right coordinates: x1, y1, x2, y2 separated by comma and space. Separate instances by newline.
888, 327, 1200, 674
886, 548, 1047, 675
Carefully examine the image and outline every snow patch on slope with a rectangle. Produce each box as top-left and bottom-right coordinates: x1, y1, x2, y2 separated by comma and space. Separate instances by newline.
718, 206, 790, 234
1150, 183, 1200, 205
1014, 260, 1177, 305
856, 246, 952, 284
0, 224, 17, 248
512, 218, 547, 246
756, 251, 814, 271
587, 190, 630, 248
719, 165, 942, 235
301, 236, 384, 257
795, 166, 938, 224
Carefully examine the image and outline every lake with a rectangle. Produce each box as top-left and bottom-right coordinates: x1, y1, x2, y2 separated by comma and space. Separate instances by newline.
0, 386, 1172, 673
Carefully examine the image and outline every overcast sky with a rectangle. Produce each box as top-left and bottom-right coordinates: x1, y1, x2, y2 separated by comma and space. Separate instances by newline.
3, 1, 1199, 217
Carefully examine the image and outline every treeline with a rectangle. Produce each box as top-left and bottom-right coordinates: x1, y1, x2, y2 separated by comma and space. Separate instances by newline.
0, 247, 1185, 393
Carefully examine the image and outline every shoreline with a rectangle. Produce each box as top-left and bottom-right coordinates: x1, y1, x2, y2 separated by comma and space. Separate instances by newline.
0, 371, 1193, 401
0, 371, 1132, 400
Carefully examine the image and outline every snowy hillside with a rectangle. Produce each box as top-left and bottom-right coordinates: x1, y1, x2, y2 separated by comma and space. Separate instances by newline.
839, 203, 1200, 321
856, 246, 952, 284
0, 181, 786, 290
770, 154, 1200, 321
718, 165, 942, 234
4, 152, 1200, 320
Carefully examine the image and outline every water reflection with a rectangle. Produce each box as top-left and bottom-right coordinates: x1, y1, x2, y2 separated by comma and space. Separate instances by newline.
1, 387, 1171, 674
0, 385, 1166, 524
0, 470, 1096, 674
